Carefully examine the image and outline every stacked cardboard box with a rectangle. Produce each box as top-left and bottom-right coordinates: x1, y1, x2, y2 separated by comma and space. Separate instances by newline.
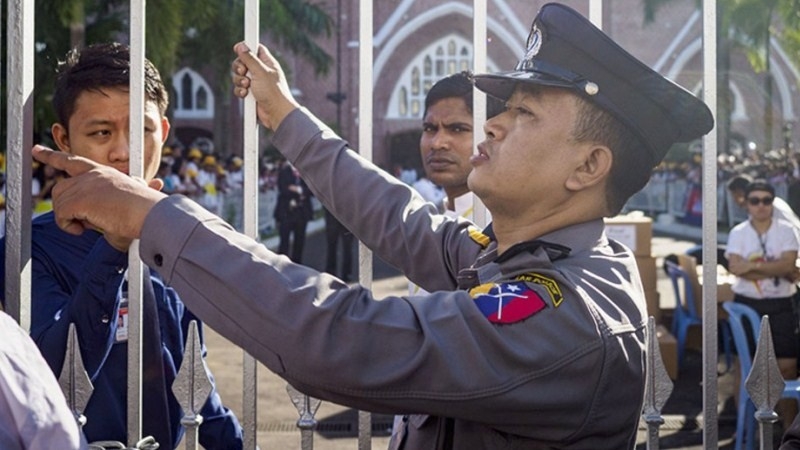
604, 215, 659, 323
656, 324, 678, 380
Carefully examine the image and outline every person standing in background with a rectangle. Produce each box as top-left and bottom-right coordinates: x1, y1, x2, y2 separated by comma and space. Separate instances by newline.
274, 161, 313, 263
726, 179, 800, 429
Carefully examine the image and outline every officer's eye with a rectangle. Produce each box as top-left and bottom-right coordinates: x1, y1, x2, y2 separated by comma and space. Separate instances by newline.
515, 106, 533, 117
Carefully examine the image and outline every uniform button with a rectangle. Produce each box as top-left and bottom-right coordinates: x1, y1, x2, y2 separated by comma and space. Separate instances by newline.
154, 254, 164, 266
101, 314, 110, 324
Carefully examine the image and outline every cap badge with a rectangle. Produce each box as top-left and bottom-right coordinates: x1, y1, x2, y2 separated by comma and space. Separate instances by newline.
522, 25, 543, 62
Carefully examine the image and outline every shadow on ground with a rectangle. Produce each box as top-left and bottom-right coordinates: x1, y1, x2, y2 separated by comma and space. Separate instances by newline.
316, 408, 395, 439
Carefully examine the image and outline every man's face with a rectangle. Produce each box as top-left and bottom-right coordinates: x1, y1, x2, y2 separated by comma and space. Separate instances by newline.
51, 87, 169, 181
745, 189, 774, 221
468, 86, 586, 211
731, 188, 746, 208
420, 97, 474, 199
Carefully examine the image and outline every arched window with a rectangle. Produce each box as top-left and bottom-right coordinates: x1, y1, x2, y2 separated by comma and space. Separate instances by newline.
387, 34, 499, 119
423, 56, 432, 76
172, 67, 214, 119
399, 87, 408, 116
181, 73, 193, 110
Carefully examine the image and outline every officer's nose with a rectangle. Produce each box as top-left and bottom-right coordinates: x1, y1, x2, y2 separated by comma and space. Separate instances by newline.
484, 115, 502, 141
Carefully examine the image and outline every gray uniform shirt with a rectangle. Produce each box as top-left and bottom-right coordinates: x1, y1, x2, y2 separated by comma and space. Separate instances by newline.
139, 108, 647, 449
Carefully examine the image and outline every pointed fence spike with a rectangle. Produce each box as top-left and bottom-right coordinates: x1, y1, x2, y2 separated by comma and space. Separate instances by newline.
173, 320, 213, 416
642, 317, 674, 450
745, 316, 785, 415
745, 315, 784, 448
287, 384, 322, 429
643, 317, 674, 417
58, 323, 94, 426
287, 384, 322, 450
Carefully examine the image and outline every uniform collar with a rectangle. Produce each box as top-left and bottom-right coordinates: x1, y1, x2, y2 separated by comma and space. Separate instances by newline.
482, 218, 605, 262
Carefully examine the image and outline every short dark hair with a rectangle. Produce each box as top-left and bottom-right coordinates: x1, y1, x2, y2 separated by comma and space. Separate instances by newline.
52, 42, 169, 126
745, 179, 775, 198
571, 94, 650, 215
726, 174, 754, 193
423, 71, 503, 120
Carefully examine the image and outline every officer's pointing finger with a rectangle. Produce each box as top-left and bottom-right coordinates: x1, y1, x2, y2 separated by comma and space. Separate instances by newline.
32, 145, 99, 177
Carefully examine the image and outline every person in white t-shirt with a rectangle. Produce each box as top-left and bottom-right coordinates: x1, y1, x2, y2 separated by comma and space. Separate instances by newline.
725, 179, 800, 428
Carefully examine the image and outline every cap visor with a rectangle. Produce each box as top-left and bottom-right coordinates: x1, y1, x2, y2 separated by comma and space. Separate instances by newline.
473, 72, 576, 101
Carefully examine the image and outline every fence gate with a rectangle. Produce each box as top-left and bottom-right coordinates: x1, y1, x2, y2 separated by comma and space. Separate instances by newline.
12, 0, 793, 449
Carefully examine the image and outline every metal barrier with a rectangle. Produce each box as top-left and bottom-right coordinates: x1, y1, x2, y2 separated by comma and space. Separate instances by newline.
11, 0, 797, 449
625, 178, 787, 229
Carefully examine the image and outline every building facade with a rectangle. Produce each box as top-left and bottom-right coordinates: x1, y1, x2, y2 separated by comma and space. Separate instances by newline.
169, 0, 800, 171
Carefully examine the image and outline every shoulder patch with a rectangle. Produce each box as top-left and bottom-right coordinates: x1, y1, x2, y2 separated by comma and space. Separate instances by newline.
516, 272, 564, 307
467, 226, 491, 248
469, 281, 546, 324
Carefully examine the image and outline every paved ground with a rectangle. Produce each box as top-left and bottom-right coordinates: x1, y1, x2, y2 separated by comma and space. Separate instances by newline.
195, 222, 780, 449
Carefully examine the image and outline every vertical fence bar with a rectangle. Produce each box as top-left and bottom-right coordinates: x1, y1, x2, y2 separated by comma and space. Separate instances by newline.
589, 0, 603, 29
471, 0, 488, 228
357, 0, 374, 448
5, 0, 34, 330
242, 1, 260, 448
127, 1, 147, 445
701, 0, 719, 447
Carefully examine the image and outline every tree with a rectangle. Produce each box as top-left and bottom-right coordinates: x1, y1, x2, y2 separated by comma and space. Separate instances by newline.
1, 0, 331, 147
178, 0, 333, 154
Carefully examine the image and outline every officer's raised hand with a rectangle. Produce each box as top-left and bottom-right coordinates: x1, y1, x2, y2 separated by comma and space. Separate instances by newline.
231, 42, 299, 131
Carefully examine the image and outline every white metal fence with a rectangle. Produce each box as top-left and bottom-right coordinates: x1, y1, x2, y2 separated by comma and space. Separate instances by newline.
6, 0, 795, 449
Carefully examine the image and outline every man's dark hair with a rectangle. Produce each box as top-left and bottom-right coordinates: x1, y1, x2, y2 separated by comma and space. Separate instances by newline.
423, 71, 503, 120
52, 42, 169, 126
571, 95, 650, 215
727, 174, 754, 193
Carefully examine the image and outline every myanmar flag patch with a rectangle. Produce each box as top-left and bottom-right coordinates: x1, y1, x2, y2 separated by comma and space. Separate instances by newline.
471, 281, 547, 324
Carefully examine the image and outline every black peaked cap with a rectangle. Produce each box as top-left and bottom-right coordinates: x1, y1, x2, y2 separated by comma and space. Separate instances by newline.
472, 2, 714, 167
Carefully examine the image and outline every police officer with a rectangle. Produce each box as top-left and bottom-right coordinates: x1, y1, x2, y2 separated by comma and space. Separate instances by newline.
33, 3, 713, 448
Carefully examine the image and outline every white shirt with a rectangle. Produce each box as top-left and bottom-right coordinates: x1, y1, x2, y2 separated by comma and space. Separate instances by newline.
412, 178, 444, 207
0, 312, 86, 450
227, 169, 244, 190
725, 218, 799, 298
774, 196, 800, 234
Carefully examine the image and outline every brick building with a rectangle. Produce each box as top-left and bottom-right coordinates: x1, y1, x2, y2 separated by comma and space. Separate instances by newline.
169, 0, 800, 170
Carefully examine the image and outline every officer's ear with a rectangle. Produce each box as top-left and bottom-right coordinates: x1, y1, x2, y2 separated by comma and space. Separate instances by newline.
565, 144, 612, 191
